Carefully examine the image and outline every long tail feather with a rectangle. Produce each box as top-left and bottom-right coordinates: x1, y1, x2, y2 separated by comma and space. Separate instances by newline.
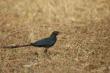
1, 44, 32, 48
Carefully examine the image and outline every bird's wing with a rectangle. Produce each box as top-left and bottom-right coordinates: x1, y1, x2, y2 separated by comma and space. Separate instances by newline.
32, 37, 53, 46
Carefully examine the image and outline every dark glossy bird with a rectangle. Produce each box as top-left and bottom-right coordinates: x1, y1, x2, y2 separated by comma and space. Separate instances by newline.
30, 31, 59, 53
1, 31, 60, 53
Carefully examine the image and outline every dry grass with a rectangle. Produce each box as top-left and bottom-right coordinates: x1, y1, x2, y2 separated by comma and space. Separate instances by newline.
0, 0, 110, 73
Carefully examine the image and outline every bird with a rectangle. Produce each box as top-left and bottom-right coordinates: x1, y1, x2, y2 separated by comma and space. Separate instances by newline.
1, 31, 60, 53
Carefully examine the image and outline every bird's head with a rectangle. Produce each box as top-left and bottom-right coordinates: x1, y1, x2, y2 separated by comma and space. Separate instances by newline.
50, 31, 60, 37
49, 31, 60, 39
52, 31, 60, 36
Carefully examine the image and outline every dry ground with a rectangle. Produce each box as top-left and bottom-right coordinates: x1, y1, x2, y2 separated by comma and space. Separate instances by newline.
0, 0, 110, 73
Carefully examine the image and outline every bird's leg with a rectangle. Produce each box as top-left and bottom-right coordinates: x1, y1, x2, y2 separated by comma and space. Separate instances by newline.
44, 48, 51, 59
44, 48, 48, 54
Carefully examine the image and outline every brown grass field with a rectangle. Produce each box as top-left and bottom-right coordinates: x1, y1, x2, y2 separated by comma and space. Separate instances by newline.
0, 0, 110, 73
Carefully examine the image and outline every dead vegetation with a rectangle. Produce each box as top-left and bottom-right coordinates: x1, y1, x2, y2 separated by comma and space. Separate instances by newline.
0, 0, 110, 73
